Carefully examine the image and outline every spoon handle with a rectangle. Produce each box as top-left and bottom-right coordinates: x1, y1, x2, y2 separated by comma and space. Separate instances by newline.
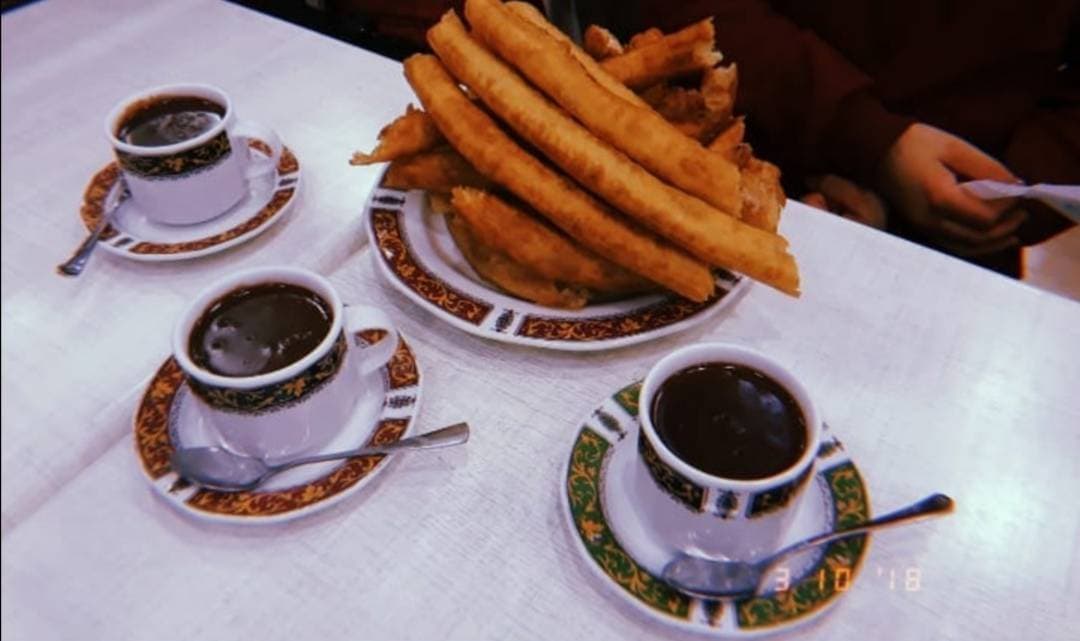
268, 422, 470, 474
768, 493, 954, 568
57, 213, 112, 276
57, 181, 127, 276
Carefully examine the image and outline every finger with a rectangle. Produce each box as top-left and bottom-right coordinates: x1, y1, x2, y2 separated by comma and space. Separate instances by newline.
926, 164, 1015, 229
940, 137, 1017, 183
801, 192, 829, 210
839, 204, 888, 229
935, 208, 1027, 244
818, 175, 869, 211
818, 175, 888, 228
937, 235, 1020, 258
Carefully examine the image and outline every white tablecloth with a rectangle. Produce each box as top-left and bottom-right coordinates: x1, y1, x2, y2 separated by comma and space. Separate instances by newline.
1, 0, 414, 533
3, 2, 1079, 640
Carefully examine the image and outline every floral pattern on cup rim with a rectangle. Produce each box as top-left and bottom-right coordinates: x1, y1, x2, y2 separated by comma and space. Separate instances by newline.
116, 131, 232, 180
185, 331, 347, 415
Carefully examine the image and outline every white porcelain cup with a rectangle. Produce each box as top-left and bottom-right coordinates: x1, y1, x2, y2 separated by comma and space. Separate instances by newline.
173, 267, 399, 461
635, 343, 822, 563
105, 83, 281, 225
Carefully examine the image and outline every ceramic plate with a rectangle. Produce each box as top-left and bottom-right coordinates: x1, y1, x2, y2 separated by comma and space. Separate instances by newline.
134, 331, 421, 524
362, 176, 749, 351
561, 382, 871, 637
79, 140, 300, 261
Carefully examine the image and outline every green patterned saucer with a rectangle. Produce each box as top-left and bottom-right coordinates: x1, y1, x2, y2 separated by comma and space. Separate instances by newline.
560, 382, 872, 637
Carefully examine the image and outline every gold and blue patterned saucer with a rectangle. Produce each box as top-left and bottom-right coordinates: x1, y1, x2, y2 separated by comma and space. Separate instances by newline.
79, 139, 300, 262
561, 382, 871, 637
133, 331, 421, 524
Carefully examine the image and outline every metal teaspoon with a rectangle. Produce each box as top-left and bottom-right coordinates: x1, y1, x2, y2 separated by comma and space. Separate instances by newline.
57, 179, 129, 276
662, 493, 955, 599
171, 422, 470, 492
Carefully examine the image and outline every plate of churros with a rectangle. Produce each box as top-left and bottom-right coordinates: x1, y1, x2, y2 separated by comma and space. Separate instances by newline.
353, 0, 800, 351
363, 180, 748, 350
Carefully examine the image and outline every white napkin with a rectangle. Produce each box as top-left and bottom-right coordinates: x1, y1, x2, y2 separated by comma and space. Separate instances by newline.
961, 180, 1080, 223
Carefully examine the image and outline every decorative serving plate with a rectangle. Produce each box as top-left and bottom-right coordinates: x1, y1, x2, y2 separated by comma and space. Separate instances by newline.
363, 175, 749, 352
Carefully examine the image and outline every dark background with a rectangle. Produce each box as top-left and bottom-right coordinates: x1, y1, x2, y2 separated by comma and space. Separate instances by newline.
0, 0, 437, 60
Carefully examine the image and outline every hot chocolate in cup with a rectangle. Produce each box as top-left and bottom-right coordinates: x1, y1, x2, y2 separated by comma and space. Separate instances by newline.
172, 266, 399, 461
634, 343, 822, 563
105, 83, 281, 225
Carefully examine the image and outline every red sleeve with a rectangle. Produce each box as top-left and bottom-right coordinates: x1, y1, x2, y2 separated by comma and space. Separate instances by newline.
633, 0, 914, 184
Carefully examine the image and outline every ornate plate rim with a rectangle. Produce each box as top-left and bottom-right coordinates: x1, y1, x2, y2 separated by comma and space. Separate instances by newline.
79, 140, 301, 262
132, 331, 422, 525
361, 170, 750, 352
559, 381, 871, 637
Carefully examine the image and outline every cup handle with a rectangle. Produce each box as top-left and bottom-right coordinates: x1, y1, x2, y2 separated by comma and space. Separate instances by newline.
343, 304, 400, 376
231, 119, 283, 180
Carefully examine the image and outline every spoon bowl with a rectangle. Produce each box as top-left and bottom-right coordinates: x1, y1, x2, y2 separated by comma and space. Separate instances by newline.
171, 422, 470, 491
662, 493, 954, 599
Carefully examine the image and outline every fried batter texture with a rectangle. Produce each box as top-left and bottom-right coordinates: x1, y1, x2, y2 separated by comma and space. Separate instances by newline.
402, 53, 716, 302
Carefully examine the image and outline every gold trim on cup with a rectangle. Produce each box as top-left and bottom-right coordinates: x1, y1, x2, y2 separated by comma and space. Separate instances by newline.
637, 432, 707, 513
115, 131, 232, 180
186, 331, 347, 415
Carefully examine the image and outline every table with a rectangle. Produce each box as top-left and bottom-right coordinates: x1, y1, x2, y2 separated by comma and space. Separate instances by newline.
0, 0, 413, 533
3, 2, 1079, 640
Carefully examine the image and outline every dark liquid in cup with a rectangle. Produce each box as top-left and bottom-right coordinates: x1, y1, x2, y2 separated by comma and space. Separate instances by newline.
117, 96, 225, 147
189, 283, 332, 377
650, 363, 807, 479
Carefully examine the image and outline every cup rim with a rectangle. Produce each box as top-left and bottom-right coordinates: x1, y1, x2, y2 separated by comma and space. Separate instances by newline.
638, 342, 822, 491
172, 266, 343, 390
105, 83, 234, 157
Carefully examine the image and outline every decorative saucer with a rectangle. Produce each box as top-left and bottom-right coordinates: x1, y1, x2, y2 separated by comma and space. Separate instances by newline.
133, 331, 421, 524
561, 382, 871, 637
80, 139, 300, 262
363, 176, 749, 352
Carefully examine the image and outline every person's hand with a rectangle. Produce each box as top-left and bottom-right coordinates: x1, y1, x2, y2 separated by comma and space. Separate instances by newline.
802, 174, 888, 229
877, 123, 1026, 256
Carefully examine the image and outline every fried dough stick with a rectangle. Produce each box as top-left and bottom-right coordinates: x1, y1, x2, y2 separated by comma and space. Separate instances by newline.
641, 84, 725, 144
702, 64, 738, 117
603, 39, 721, 90
350, 6, 700, 165
467, 0, 742, 217
428, 12, 798, 295
402, 54, 715, 302
504, 2, 647, 109
740, 157, 785, 232
451, 187, 652, 295
627, 28, 664, 50
350, 104, 445, 165
602, 18, 719, 89
637, 18, 714, 52
445, 211, 589, 309
708, 117, 746, 163
583, 24, 624, 60
383, 146, 492, 192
